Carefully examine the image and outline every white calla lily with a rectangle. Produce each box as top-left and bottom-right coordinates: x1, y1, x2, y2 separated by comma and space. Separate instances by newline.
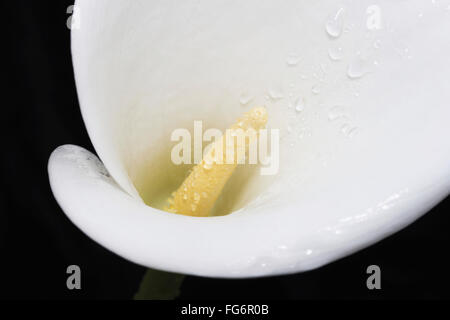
49, 0, 450, 278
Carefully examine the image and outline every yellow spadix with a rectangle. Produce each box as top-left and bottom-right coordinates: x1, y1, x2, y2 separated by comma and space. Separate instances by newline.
166, 107, 268, 217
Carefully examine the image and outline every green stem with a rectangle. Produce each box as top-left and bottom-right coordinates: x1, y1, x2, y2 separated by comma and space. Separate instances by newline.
134, 268, 185, 300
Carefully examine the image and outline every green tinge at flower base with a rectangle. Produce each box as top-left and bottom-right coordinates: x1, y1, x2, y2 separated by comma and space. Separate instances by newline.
134, 268, 185, 300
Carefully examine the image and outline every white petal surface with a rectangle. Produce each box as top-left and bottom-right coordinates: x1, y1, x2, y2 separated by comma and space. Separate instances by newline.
55, 0, 450, 277
49, 143, 448, 277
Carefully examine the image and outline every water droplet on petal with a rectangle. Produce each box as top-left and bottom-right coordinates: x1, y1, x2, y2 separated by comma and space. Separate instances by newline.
268, 88, 284, 101
328, 47, 343, 61
203, 159, 212, 170
373, 39, 381, 49
295, 97, 305, 113
311, 84, 321, 95
347, 55, 370, 79
347, 126, 359, 138
239, 92, 253, 106
341, 123, 351, 133
286, 53, 301, 66
325, 7, 345, 38
328, 106, 346, 121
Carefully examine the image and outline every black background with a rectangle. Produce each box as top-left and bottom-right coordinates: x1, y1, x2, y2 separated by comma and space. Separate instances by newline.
2, 1, 450, 300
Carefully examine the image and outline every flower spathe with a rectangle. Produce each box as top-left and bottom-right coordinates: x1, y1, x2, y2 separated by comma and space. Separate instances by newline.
49, 0, 450, 277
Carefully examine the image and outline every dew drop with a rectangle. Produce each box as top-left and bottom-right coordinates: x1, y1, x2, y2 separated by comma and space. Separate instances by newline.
311, 84, 321, 95
203, 159, 212, 170
347, 126, 359, 138
341, 124, 359, 138
325, 7, 345, 38
194, 192, 201, 203
328, 47, 343, 61
295, 97, 305, 113
286, 53, 301, 67
268, 88, 284, 101
328, 106, 346, 121
347, 55, 370, 79
239, 92, 253, 106
373, 39, 381, 49
341, 123, 351, 132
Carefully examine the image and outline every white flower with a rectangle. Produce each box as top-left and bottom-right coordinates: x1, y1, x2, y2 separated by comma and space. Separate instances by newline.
49, 0, 450, 278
